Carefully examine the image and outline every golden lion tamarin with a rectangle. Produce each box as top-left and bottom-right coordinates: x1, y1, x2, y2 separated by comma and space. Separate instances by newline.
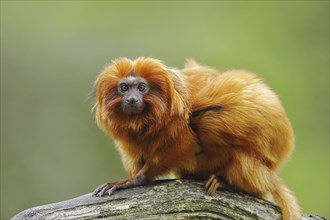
92, 57, 301, 220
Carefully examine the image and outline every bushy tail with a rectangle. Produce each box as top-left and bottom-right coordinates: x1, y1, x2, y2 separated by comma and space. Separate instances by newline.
271, 175, 301, 220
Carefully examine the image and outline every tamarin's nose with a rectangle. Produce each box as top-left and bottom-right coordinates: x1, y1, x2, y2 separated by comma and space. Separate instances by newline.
126, 97, 139, 104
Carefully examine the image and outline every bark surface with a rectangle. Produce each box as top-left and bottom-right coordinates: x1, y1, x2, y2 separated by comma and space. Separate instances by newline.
12, 179, 327, 220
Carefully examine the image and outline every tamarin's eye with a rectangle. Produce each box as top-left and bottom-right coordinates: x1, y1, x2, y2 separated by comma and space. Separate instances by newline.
120, 83, 128, 92
138, 83, 146, 92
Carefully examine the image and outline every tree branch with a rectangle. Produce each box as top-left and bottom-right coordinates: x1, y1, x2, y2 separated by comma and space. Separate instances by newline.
12, 179, 326, 220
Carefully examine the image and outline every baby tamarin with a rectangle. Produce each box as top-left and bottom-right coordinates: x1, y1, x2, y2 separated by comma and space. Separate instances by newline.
92, 57, 301, 220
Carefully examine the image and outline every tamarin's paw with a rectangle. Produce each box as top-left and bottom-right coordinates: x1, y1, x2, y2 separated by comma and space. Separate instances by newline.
92, 182, 117, 197
92, 175, 148, 197
204, 174, 228, 196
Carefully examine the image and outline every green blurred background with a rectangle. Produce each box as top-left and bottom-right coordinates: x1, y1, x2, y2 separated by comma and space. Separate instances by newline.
1, 1, 329, 219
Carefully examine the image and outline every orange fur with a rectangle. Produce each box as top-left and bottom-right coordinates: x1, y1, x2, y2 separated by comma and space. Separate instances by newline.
93, 57, 301, 220
181, 60, 301, 220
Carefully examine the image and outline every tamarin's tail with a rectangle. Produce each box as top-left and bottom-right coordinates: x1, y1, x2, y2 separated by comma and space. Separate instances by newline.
271, 175, 301, 220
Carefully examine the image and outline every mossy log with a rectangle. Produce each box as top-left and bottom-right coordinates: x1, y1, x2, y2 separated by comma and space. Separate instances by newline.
12, 179, 326, 220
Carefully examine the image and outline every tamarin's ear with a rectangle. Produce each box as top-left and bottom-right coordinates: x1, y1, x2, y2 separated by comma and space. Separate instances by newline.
184, 58, 199, 69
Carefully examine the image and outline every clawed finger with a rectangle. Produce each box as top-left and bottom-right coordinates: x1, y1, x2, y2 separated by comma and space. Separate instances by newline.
205, 174, 223, 196
208, 180, 220, 196
92, 183, 116, 197
205, 174, 217, 189
92, 177, 146, 198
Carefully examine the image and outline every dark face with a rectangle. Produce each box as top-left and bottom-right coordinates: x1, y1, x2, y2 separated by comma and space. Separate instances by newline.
118, 75, 149, 114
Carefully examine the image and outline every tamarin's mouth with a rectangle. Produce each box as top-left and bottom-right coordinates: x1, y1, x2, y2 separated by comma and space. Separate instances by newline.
122, 104, 143, 114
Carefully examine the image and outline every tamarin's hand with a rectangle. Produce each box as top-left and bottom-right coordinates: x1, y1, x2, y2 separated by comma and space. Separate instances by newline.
92, 57, 301, 220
